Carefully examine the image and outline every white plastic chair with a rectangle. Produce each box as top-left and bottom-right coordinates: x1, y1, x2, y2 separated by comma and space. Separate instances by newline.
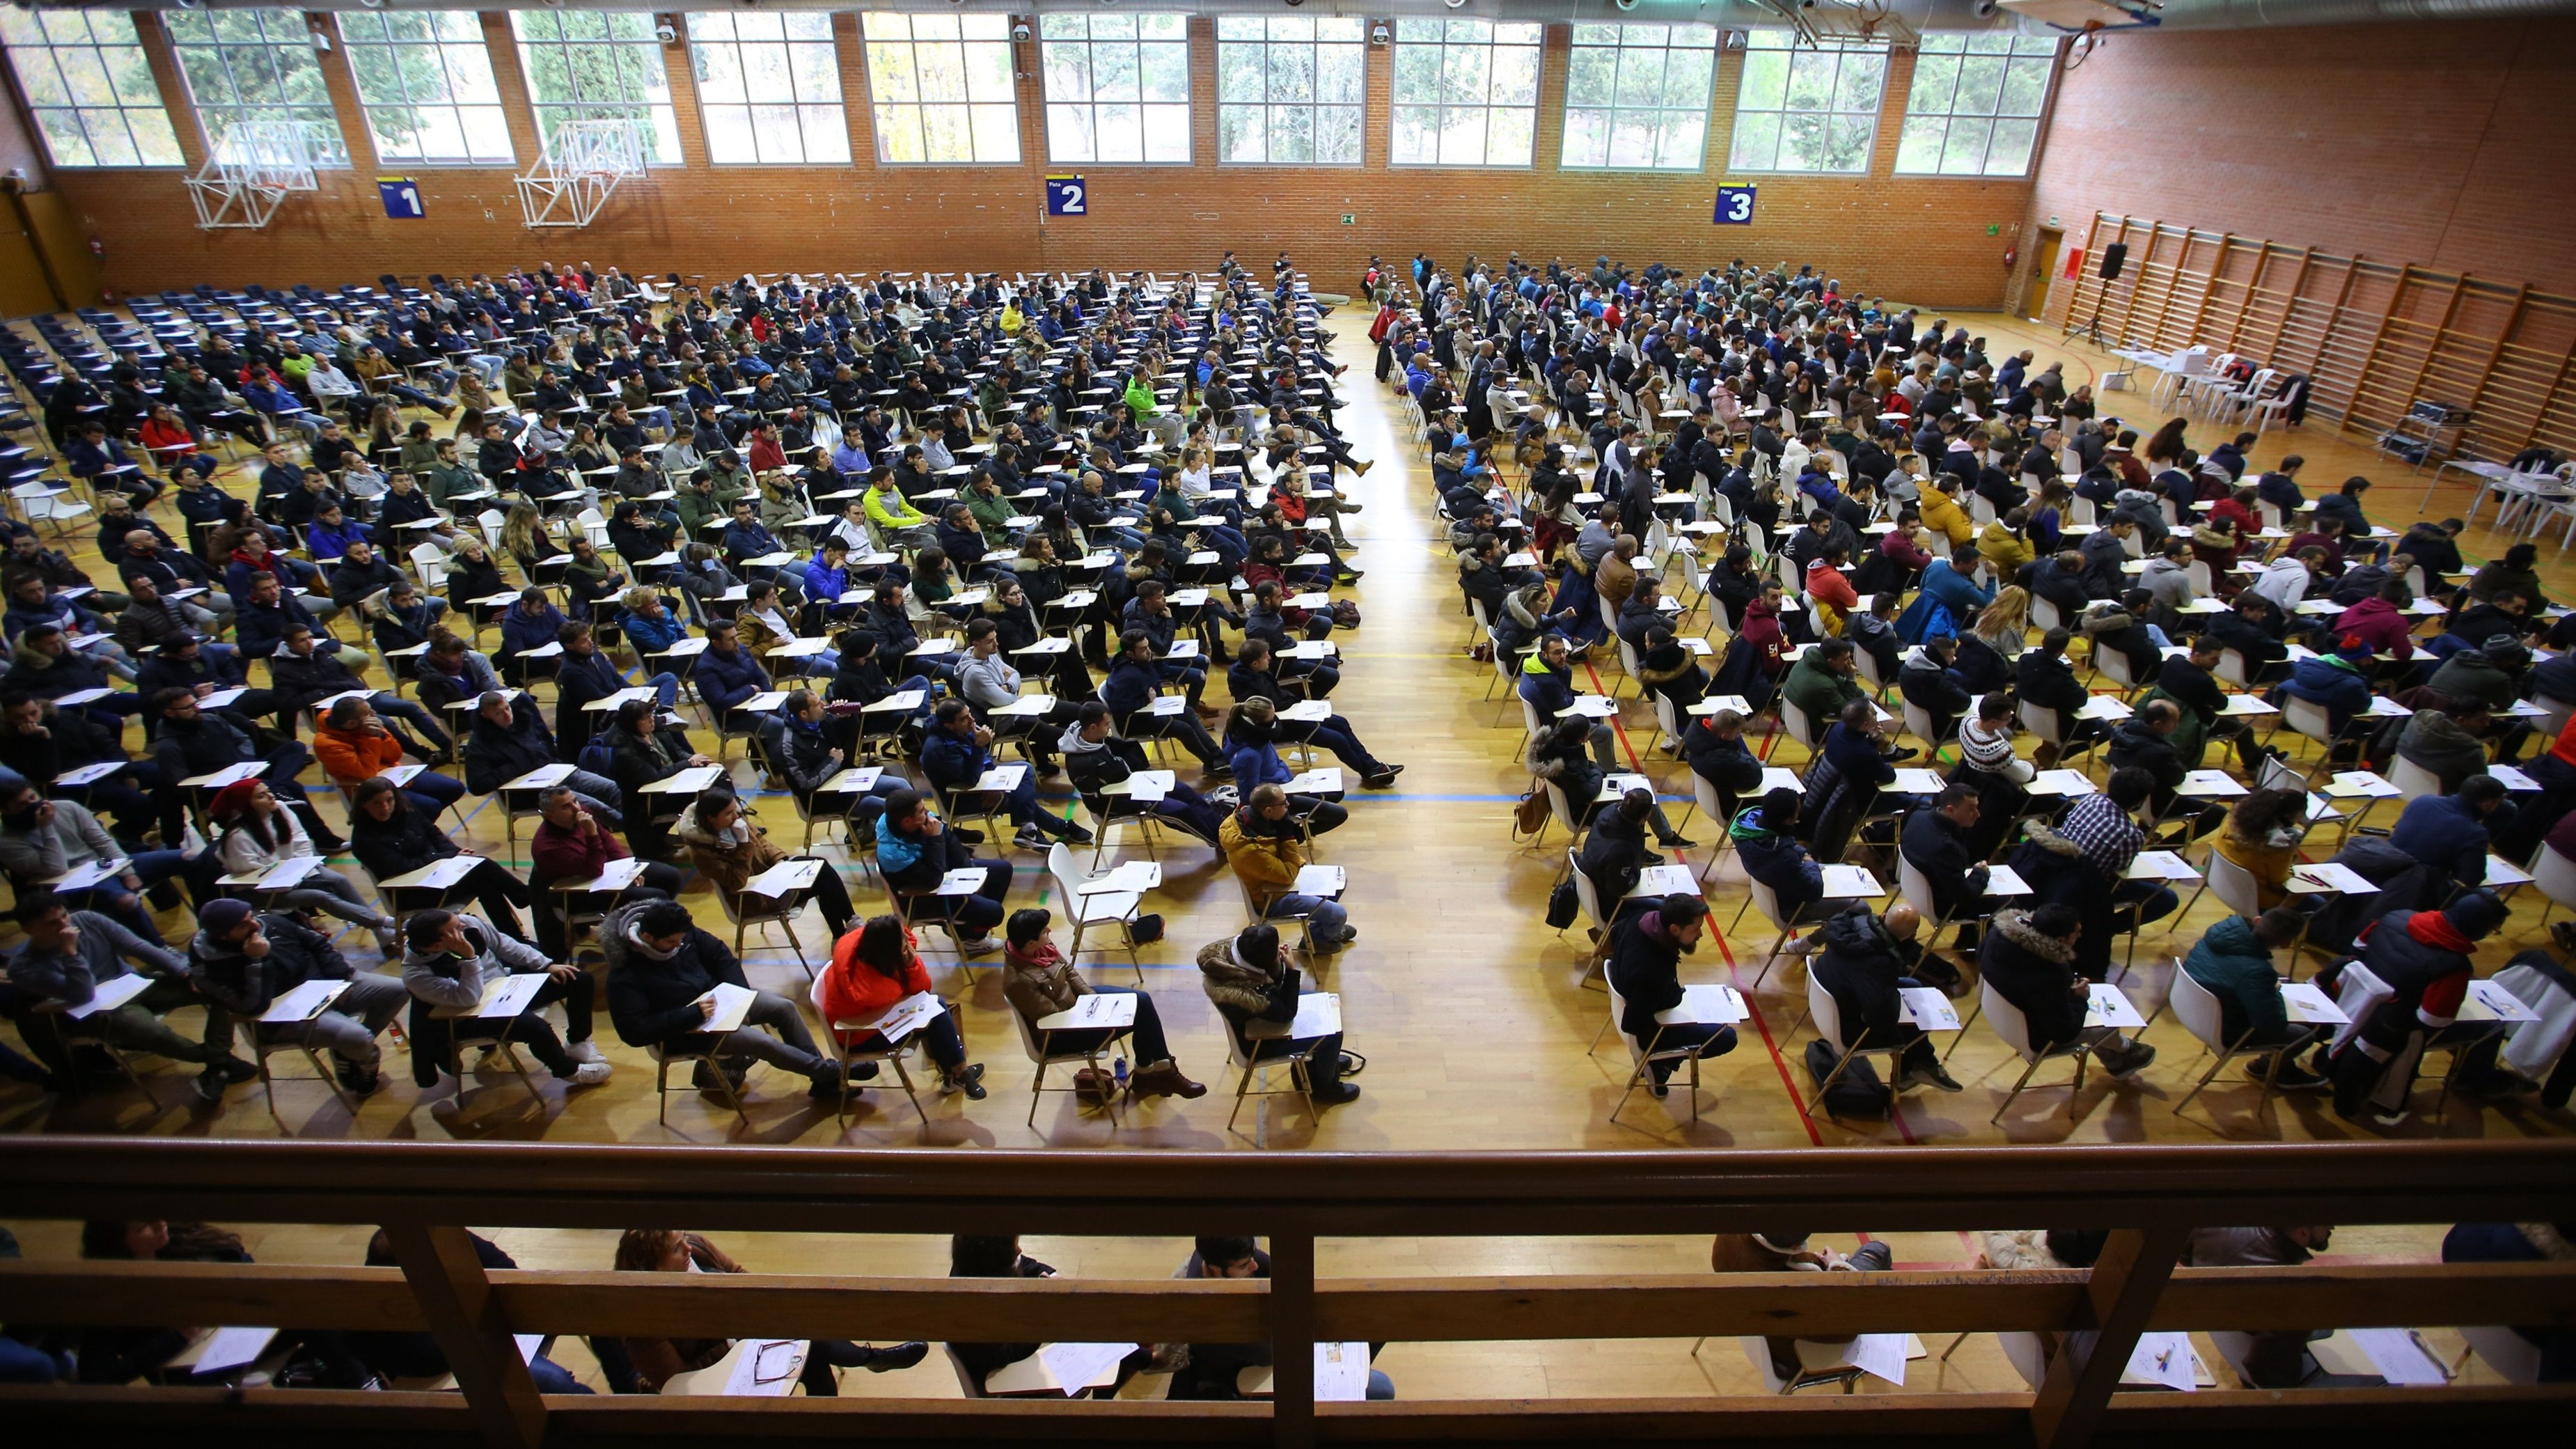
2169, 959, 2299, 1116
2388, 755, 2444, 802
1981, 979, 2093, 1123
1605, 975, 1714, 1124
2529, 841, 2576, 925
1044, 843, 1147, 981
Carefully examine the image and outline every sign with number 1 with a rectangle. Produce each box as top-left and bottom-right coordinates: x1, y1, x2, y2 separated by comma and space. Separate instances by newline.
1044, 175, 1087, 217
377, 178, 424, 219
1713, 185, 1756, 226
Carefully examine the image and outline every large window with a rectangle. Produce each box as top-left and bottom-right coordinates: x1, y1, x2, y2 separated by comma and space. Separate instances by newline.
339, 11, 512, 167
1561, 23, 1716, 171
163, 8, 348, 166
860, 13, 1018, 165
1896, 31, 2056, 176
1390, 19, 1541, 168
687, 12, 848, 164
1215, 15, 1365, 166
1727, 29, 1885, 175
510, 10, 681, 164
1040, 13, 1188, 165
0, 9, 182, 167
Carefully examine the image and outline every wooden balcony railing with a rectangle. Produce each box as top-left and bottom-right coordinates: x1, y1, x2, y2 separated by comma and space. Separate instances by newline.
3, 1136, 2575, 1448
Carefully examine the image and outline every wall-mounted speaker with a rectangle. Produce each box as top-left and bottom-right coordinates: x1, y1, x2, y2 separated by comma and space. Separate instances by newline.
2098, 243, 2128, 281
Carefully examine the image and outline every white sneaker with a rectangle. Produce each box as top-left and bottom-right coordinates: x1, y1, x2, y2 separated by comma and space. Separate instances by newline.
567, 1040, 606, 1066
567, 1061, 613, 1087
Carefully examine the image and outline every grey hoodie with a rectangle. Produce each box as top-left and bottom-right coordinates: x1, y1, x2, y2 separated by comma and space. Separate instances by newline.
400, 914, 553, 1010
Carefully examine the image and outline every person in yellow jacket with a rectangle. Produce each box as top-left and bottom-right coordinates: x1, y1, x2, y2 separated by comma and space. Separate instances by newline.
997, 300, 1025, 335
863, 473, 936, 549
1979, 509, 2035, 578
1218, 785, 1354, 950
1917, 473, 1975, 547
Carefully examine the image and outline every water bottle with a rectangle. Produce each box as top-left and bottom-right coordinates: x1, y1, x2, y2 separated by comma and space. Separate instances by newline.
1112, 1057, 1129, 1095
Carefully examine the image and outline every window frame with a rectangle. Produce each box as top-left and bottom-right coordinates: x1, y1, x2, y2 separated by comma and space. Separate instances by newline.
858, 11, 1021, 168
1558, 22, 1720, 173
508, 10, 684, 168
1038, 13, 1191, 168
1892, 30, 2059, 178
1725, 28, 1888, 177
161, 7, 352, 169
1388, 17, 1544, 170
0, 8, 184, 169
1213, 15, 1367, 169
684, 11, 851, 167
337, 10, 515, 169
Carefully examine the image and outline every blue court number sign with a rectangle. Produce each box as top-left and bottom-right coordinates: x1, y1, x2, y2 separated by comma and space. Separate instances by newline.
1713, 186, 1757, 226
377, 178, 425, 219
1044, 175, 1087, 217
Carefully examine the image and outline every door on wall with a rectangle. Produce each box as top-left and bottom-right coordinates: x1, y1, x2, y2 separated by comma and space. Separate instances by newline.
2022, 227, 2063, 322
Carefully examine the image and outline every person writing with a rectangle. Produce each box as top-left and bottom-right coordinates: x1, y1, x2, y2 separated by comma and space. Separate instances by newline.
1197, 922, 1358, 1107
611, 1229, 924, 1392
1002, 908, 1203, 1100
1606, 895, 1736, 1098
816, 914, 988, 1100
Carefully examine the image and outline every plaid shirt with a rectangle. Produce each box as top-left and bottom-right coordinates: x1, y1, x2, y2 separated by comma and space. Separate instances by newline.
2059, 793, 2146, 884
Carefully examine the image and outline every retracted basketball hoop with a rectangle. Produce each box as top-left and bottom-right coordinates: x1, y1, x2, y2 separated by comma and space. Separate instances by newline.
517, 119, 649, 230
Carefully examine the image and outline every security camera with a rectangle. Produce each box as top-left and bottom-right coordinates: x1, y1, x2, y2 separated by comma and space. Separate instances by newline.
1011, 21, 1032, 40
1369, 22, 1390, 43
655, 22, 677, 43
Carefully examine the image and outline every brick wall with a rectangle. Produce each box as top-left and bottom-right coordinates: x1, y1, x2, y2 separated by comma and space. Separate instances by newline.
2018, 15, 2576, 323
24, 15, 2034, 310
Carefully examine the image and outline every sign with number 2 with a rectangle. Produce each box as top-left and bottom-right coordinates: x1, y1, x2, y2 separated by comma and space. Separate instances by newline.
1045, 175, 1087, 217
1713, 186, 1756, 226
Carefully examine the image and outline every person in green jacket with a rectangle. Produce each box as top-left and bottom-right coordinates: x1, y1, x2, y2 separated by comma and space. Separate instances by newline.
1125, 369, 1184, 449
2179, 908, 2324, 1090
1781, 639, 1868, 743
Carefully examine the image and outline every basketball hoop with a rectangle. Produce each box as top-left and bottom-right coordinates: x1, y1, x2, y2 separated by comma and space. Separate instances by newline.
184, 120, 324, 230
517, 118, 648, 230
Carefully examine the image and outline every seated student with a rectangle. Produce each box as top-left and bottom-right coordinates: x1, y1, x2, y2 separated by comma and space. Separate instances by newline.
1782, 639, 1869, 740
677, 788, 859, 941
2311, 888, 2507, 1126
314, 695, 465, 817
1576, 788, 1669, 927
1197, 921, 1358, 1106
1812, 900, 1963, 1092
945, 1235, 1069, 1392
1606, 894, 1734, 1098
1220, 699, 1351, 830
5, 891, 255, 1099
1681, 705, 1764, 823
1711, 1227, 1895, 1383
396, 907, 611, 1092
2013, 627, 2103, 769
1164, 1235, 1392, 1401
352, 1230, 594, 1393
2387, 774, 2513, 893
207, 778, 402, 953
2440, 1221, 2576, 1381
75, 1219, 377, 1388
1101, 625, 1230, 774
1899, 783, 1995, 943
1226, 640, 1399, 786
876, 788, 1012, 953
1002, 907, 1203, 1100
2104, 698, 2226, 843
600, 896, 858, 1103
612, 1229, 923, 1393
0, 785, 186, 946
817, 913, 989, 1100
464, 689, 622, 822
1729, 787, 1823, 931
2181, 907, 2323, 1090
757, 687, 904, 825
524, 786, 686, 955
2208, 788, 2311, 913
922, 698, 1093, 852
1977, 902, 2156, 1081
603, 697, 717, 858
1223, 783, 1356, 950
1057, 701, 1227, 845
2185, 1225, 2362, 1388
2272, 634, 2377, 744
189, 898, 408, 1099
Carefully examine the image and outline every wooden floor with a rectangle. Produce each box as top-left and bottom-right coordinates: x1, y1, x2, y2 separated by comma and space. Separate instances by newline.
0, 300, 2566, 1401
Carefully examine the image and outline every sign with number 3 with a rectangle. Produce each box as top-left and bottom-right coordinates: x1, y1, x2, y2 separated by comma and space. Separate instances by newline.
1713, 186, 1756, 226
1045, 175, 1087, 217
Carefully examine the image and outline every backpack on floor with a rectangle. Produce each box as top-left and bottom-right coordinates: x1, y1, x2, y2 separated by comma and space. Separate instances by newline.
1803, 1037, 1892, 1117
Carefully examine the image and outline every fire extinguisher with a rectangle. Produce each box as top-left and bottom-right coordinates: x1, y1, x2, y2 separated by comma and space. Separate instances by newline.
2002, 244, 2018, 269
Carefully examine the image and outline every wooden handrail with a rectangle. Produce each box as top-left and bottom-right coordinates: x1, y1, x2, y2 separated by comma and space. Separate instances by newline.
4, 1137, 2575, 1449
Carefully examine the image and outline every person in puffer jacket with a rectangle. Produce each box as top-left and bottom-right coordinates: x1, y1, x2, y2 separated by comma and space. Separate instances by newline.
1729, 787, 1822, 932
2312, 889, 2508, 1125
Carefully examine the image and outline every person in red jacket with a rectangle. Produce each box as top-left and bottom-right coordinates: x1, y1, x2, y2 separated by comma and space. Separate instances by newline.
2332, 578, 2419, 662
817, 915, 987, 1100
524, 787, 687, 957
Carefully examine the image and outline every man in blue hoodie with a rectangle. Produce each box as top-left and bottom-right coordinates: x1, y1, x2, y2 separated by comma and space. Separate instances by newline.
2387, 776, 2513, 892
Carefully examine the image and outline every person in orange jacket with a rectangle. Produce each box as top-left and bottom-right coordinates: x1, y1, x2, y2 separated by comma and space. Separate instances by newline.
817, 915, 987, 1100
313, 695, 465, 817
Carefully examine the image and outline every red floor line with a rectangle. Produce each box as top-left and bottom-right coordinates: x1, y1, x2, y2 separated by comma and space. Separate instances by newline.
1582, 659, 1825, 1147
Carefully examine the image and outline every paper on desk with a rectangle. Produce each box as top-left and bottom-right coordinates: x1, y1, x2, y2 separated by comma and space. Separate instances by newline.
1288, 768, 1344, 795
255, 857, 323, 891
1658, 983, 1748, 1026
384, 856, 478, 891
1821, 864, 1883, 898
1006, 1341, 1134, 1396
741, 858, 823, 898
2125, 1332, 2199, 1392
1759, 767, 1804, 794
2325, 771, 2401, 799
1037, 992, 1138, 1032
1294, 864, 1346, 897
2029, 768, 2096, 795
2280, 981, 2350, 1026
2463, 980, 2540, 1024
52, 762, 121, 786
860, 989, 946, 1043
1900, 987, 1961, 1031
46, 856, 127, 891
1986, 863, 2034, 896
1289, 991, 1342, 1039
260, 978, 348, 1024
2338, 1328, 2449, 1386
503, 764, 576, 791
937, 866, 988, 895
563, 858, 647, 893
1280, 699, 1333, 723
439, 972, 544, 1020
974, 763, 1030, 794
1845, 1332, 1908, 1386
63, 971, 153, 1021
2085, 984, 2147, 1030
696, 981, 760, 1035
2125, 850, 2198, 881
2288, 862, 2377, 895
1076, 861, 1161, 895
1891, 768, 1947, 794
1633, 863, 1700, 898
2178, 769, 2247, 797
184, 762, 266, 790
717, 1339, 806, 1397
189, 1325, 281, 1375
1312, 1340, 1372, 1402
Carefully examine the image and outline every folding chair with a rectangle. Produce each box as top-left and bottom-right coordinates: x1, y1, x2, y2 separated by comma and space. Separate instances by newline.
1980, 980, 2094, 1123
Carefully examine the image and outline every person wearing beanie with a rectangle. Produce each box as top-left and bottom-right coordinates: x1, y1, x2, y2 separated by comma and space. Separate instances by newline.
2314, 888, 2510, 1125
189, 898, 407, 1099
207, 779, 403, 955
